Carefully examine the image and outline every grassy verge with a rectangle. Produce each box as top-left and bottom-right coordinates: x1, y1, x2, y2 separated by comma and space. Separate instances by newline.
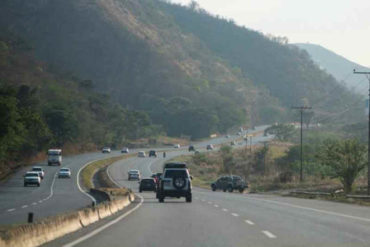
81, 154, 134, 190
168, 154, 217, 190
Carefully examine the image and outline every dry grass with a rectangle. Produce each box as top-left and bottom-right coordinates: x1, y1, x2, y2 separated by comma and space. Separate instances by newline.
81, 155, 133, 189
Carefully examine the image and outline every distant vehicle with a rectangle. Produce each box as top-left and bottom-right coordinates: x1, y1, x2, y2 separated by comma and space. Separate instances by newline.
230, 141, 236, 146
174, 144, 180, 149
211, 175, 248, 193
24, 172, 41, 187
139, 178, 156, 192
157, 163, 192, 203
206, 144, 214, 150
102, 147, 111, 153
149, 150, 157, 157
188, 145, 195, 152
128, 170, 140, 180
58, 168, 71, 178
31, 166, 44, 179
138, 151, 146, 158
121, 148, 129, 153
48, 149, 62, 166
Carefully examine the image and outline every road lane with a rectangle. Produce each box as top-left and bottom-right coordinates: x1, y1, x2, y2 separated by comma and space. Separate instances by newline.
47, 136, 370, 247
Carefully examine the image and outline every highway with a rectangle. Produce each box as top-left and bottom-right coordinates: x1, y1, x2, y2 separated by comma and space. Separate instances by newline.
43, 131, 370, 247
0, 127, 264, 225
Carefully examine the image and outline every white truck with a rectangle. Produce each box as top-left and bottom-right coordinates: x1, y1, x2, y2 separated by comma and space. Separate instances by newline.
48, 149, 62, 166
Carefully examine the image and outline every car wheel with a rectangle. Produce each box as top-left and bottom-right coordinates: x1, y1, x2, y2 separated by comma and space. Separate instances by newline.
139, 189, 142, 193
173, 177, 186, 190
228, 186, 233, 193
211, 185, 216, 191
24, 183, 27, 187
37, 183, 40, 187
239, 188, 244, 193
159, 196, 164, 203
223, 187, 227, 192
186, 194, 192, 203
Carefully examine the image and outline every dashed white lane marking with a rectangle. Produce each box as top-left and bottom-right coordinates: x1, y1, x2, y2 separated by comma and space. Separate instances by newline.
7, 208, 15, 212
231, 213, 239, 217
208, 201, 212, 204
214, 204, 219, 208
245, 220, 255, 225
222, 208, 228, 212
21, 205, 28, 208
38, 200, 43, 203
201, 199, 205, 202
32, 202, 37, 206
262, 231, 276, 239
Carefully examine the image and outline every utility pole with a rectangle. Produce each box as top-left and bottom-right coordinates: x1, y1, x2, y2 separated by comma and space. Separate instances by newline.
292, 106, 312, 182
353, 69, 370, 195
247, 135, 253, 153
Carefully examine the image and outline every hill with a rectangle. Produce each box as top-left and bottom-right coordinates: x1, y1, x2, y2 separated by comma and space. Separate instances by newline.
0, 0, 363, 138
294, 43, 369, 95
0, 32, 161, 174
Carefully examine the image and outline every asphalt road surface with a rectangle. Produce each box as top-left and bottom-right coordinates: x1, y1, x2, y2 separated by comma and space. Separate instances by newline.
0, 127, 264, 225
44, 132, 370, 247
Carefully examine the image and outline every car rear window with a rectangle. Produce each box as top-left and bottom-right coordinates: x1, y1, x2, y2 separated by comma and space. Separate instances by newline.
60, 168, 69, 172
164, 170, 188, 178
25, 173, 38, 177
32, 167, 42, 171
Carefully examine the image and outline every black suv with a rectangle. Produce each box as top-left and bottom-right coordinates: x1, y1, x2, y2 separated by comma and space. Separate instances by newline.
211, 175, 248, 193
149, 150, 157, 157
188, 145, 195, 152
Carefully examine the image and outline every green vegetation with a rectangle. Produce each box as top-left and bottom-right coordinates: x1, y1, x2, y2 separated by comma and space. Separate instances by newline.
318, 139, 367, 193
0, 34, 161, 175
265, 124, 296, 142
0, 0, 362, 142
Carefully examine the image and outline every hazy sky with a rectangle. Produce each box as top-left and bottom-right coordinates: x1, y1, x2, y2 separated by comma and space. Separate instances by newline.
170, 0, 370, 67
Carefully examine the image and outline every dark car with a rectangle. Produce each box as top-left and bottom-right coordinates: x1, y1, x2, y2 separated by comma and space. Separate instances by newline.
188, 145, 195, 152
139, 178, 156, 193
149, 150, 157, 157
211, 175, 248, 193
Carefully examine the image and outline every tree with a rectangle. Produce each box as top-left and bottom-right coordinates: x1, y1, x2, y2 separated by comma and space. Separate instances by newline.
318, 139, 366, 193
264, 124, 295, 141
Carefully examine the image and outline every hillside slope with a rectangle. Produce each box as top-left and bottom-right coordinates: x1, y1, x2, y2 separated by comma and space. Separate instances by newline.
295, 43, 369, 95
0, 0, 363, 135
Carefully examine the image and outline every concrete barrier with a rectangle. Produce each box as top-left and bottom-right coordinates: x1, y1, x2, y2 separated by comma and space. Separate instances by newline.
0, 191, 134, 247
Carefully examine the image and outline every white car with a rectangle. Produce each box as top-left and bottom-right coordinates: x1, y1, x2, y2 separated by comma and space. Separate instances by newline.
24, 171, 41, 187
58, 168, 71, 178
102, 147, 111, 153
138, 151, 146, 157
128, 170, 141, 180
121, 147, 129, 153
31, 166, 45, 179
174, 144, 180, 149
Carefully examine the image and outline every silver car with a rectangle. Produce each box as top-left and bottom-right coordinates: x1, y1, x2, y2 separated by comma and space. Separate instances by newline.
58, 168, 71, 178
31, 166, 45, 179
24, 172, 41, 187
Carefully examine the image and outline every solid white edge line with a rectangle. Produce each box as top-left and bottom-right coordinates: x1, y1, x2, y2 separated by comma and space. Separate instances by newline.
249, 197, 370, 223
262, 230, 276, 239
222, 208, 228, 212
214, 204, 219, 207
63, 195, 144, 247
231, 213, 239, 217
7, 208, 15, 212
245, 220, 255, 225
76, 160, 99, 204
21, 205, 28, 208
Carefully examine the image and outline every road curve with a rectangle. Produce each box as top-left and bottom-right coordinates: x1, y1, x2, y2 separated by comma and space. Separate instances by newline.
44, 142, 370, 247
